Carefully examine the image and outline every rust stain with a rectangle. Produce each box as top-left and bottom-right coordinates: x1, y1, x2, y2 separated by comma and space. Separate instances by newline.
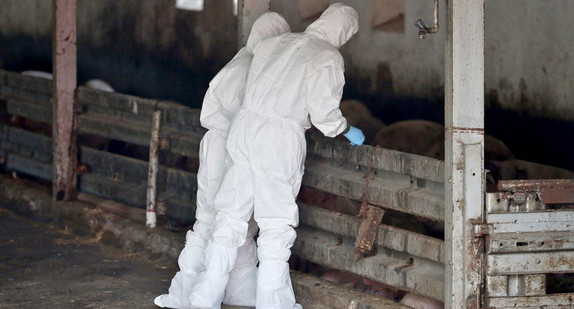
548, 253, 574, 270
452, 127, 485, 134
498, 179, 574, 191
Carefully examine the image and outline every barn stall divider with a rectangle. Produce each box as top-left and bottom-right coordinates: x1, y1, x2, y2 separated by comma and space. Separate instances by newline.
1, 70, 573, 308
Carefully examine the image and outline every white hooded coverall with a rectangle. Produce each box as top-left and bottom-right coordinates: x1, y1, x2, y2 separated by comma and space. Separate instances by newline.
188, 3, 359, 309
154, 12, 290, 309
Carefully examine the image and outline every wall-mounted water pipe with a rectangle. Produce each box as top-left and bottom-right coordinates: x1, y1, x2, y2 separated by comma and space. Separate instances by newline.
414, 0, 439, 39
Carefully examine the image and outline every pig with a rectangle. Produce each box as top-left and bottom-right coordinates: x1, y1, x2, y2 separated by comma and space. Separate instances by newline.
422, 133, 515, 162
8, 115, 52, 136
21, 71, 115, 93
400, 292, 443, 309
339, 100, 385, 145
488, 159, 574, 181
373, 118, 515, 162
21, 70, 53, 79
7, 72, 53, 135
320, 269, 361, 288
484, 135, 515, 161
85, 79, 115, 92
373, 120, 444, 158
359, 278, 405, 301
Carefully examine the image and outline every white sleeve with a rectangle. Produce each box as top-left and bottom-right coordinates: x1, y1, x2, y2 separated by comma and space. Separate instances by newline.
199, 73, 230, 133
305, 61, 348, 138
199, 50, 249, 134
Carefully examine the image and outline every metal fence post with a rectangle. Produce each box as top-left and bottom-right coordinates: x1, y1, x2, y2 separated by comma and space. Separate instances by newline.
52, 0, 78, 201
444, 0, 485, 308
146, 110, 162, 228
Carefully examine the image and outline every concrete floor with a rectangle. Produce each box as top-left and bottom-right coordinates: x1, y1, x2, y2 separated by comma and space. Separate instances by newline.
0, 207, 249, 309
0, 207, 175, 308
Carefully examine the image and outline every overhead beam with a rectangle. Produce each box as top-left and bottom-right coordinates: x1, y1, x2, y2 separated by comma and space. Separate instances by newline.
237, 0, 270, 48
52, 0, 78, 201
444, 0, 485, 308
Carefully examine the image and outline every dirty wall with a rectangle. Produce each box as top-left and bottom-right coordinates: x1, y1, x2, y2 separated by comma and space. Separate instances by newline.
273, 0, 574, 123
0, 0, 237, 105
0, 0, 573, 170
1, 0, 572, 119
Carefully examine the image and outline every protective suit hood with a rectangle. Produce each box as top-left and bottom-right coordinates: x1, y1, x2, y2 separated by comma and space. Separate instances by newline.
245, 12, 290, 54
304, 3, 359, 49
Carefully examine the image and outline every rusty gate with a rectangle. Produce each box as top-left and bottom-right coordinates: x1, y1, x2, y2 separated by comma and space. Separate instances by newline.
484, 180, 574, 308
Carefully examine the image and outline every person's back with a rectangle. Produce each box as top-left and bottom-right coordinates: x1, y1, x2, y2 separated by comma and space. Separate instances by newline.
200, 12, 291, 135
243, 3, 358, 137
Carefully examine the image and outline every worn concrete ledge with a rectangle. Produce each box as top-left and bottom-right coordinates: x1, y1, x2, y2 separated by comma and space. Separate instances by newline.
0, 175, 184, 263
0, 175, 409, 309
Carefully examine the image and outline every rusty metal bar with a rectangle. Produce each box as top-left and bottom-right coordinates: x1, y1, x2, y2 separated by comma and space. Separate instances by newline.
237, 0, 270, 48
488, 294, 574, 308
538, 188, 574, 204
444, 0, 485, 308
488, 251, 574, 275
52, 0, 78, 201
498, 179, 574, 191
498, 179, 574, 204
353, 204, 385, 260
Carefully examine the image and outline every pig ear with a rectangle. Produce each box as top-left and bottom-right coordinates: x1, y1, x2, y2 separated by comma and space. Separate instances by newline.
363, 278, 372, 284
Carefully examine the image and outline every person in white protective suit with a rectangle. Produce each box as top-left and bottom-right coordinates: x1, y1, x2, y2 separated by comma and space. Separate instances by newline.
188, 3, 364, 309
154, 12, 290, 309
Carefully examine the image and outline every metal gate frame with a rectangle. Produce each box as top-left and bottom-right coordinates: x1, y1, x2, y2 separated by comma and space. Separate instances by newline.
484, 179, 574, 308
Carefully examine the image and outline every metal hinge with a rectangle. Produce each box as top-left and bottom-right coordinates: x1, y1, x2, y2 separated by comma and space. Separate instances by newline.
471, 221, 492, 238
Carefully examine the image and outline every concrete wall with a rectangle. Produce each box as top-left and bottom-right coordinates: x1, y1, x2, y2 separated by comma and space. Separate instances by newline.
274, 0, 574, 123
0, 0, 572, 121
485, 1, 574, 121
0, 0, 238, 106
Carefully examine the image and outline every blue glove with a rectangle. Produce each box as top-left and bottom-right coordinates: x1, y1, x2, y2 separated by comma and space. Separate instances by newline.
343, 126, 365, 146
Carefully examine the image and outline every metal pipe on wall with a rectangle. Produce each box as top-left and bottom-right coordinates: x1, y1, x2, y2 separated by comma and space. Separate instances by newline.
415, 0, 439, 39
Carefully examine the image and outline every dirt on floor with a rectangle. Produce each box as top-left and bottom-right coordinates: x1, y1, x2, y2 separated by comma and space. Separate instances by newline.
0, 207, 176, 309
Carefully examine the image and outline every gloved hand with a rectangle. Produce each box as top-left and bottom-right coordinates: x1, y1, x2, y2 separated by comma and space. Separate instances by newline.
343, 126, 365, 146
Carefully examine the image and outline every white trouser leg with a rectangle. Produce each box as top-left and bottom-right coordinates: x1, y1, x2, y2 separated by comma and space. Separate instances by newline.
223, 217, 259, 306
155, 130, 226, 307
189, 119, 254, 308
250, 116, 306, 309
194, 129, 227, 241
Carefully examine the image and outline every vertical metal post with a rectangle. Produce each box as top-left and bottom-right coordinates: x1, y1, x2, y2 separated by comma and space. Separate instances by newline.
444, 0, 485, 308
237, 0, 270, 48
146, 110, 162, 229
52, 0, 78, 201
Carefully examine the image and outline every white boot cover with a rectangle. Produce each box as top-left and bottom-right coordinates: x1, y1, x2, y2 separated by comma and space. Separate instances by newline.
222, 237, 258, 306
154, 231, 208, 308
188, 244, 238, 309
154, 270, 198, 308
257, 260, 298, 309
